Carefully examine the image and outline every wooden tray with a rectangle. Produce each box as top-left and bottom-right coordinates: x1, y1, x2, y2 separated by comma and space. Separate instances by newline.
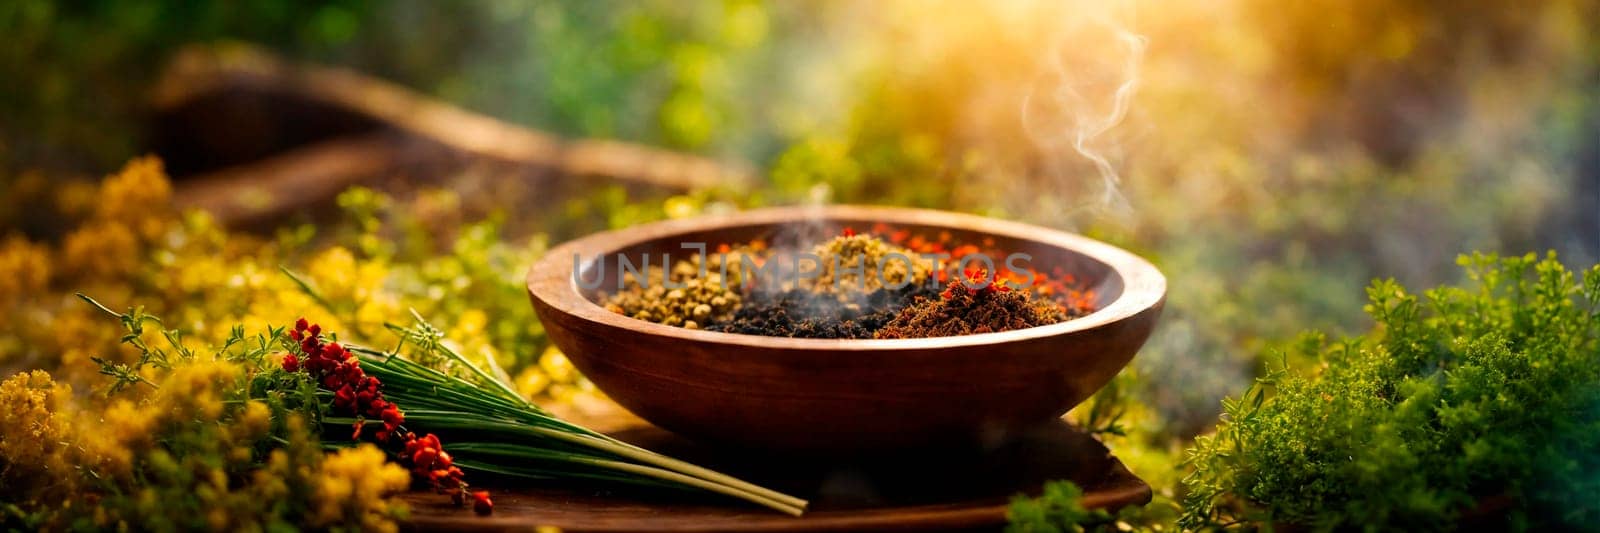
402, 407, 1150, 532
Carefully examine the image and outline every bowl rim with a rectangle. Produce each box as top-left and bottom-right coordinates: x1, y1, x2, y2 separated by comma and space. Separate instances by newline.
527, 205, 1165, 351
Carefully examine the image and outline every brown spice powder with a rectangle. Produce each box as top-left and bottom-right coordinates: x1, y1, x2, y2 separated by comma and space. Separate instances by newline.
874, 279, 1074, 339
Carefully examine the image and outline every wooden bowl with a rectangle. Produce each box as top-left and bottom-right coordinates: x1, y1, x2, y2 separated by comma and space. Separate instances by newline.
527, 205, 1165, 454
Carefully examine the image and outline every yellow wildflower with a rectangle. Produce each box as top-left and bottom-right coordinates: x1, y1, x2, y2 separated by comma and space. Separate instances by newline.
94, 155, 174, 241
90, 399, 155, 479
539, 346, 577, 383
60, 220, 141, 279
0, 370, 77, 506
235, 400, 273, 441
155, 359, 240, 422
311, 444, 412, 533
0, 235, 51, 303
515, 366, 553, 398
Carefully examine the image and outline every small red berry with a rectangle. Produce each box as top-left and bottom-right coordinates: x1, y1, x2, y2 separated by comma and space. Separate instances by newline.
472, 491, 493, 515
413, 447, 439, 467
382, 406, 404, 426
334, 387, 355, 407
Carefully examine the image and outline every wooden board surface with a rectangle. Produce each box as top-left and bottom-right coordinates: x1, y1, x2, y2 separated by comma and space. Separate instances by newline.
402, 405, 1149, 532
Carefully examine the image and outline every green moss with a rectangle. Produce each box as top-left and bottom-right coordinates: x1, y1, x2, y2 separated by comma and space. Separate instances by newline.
1181, 252, 1600, 531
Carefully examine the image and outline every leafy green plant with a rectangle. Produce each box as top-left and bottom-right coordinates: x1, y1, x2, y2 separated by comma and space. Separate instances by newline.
1182, 253, 1600, 530
1006, 480, 1180, 533
1007, 481, 1116, 533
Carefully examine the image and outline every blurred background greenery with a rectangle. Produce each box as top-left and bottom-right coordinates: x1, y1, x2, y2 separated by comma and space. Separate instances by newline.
3, 0, 1597, 499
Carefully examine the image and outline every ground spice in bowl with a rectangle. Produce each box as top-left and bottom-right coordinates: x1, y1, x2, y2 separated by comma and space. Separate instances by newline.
599, 247, 759, 328
800, 234, 931, 304
873, 272, 1080, 339
597, 227, 1095, 339
706, 284, 942, 338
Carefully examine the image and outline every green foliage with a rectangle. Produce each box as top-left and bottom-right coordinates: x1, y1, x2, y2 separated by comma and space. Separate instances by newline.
331, 186, 551, 372
1181, 253, 1600, 531
1006, 480, 1182, 533
1007, 481, 1115, 533
0, 0, 374, 168
0, 0, 818, 172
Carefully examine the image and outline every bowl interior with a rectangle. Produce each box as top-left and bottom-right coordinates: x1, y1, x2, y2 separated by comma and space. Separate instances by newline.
572, 217, 1125, 318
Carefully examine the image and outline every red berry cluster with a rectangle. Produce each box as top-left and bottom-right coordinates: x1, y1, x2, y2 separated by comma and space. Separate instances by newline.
283, 318, 404, 442
403, 432, 483, 513
282, 318, 486, 514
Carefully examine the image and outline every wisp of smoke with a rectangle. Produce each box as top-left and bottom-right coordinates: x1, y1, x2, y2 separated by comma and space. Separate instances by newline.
1020, 1, 1147, 223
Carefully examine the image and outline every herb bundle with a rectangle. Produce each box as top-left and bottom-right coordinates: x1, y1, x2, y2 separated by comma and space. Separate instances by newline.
69, 294, 806, 523
270, 262, 811, 516
335, 313, 809, 515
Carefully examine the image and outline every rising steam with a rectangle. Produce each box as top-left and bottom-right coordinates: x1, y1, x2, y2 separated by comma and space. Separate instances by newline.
1021, 2, 1147, 222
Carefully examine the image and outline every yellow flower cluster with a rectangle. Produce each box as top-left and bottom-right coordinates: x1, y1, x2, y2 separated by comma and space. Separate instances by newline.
0, 156, 592, 403
0, 370, 78, 511
0, 153, 622, 529
0, 358, 412, 531
0, 236, 50, 300
54, 155, 173, 281
312, 445, 414, 533
515, 345, 598, 403
93, 155, 173, 242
